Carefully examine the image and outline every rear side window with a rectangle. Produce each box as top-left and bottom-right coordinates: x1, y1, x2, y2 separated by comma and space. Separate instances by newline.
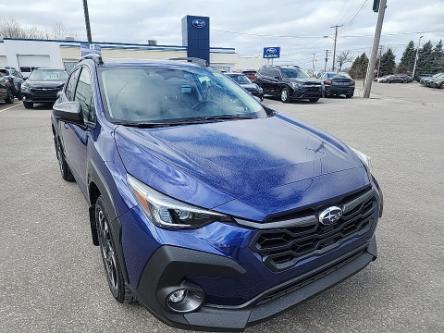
65, 69, 80, 101
75, 67, 95, 123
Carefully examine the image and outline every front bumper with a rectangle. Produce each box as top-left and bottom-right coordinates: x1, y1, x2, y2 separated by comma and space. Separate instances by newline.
324, 85, 355, 96
22, 89, 60, 103
135, 237, 377, 331
290, 86, 322, 99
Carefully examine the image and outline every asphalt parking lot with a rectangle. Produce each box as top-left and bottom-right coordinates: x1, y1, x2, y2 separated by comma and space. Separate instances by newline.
1, 82, 443, 333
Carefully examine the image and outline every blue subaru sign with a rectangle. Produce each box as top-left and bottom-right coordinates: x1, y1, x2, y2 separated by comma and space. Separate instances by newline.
192, 18, 207, 29
263, 47, 281, 59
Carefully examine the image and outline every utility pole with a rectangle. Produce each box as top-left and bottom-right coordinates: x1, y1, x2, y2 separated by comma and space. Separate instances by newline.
82, 0, 93, 43
324, 49, 329, 72
312, 53, 316, 72
363, 0, 387, 98
330, 25, 343, 71
412, 35, 424, 79
376, 45, 383, 78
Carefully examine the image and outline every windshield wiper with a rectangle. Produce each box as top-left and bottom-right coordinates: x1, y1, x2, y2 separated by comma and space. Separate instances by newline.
113, 115, 256, 128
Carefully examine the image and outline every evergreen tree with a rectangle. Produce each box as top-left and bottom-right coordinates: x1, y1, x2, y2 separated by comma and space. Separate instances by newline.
432, 40, 444, 73
417, 40, 434, 75
349, 53, 369, 79
397, 41, 416, 73
379, 49, 396, 76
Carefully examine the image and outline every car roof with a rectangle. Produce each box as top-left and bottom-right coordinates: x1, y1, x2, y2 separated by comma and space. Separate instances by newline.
225, 72, 244, 75
86, 58, 206, 70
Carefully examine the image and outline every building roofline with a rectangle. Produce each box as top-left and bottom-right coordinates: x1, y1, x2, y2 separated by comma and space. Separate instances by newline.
2, 37, 235, 52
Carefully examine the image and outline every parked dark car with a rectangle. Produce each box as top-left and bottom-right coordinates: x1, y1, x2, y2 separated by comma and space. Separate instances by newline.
21, 68, 68, 108
431, 73, 444, 88
242, 70, 258, 82
381, 74, 412, 83
419, 73, 443, 86
256, 65, 322, 103
51, 56, 382, 331
416, 73, 433, 83
320, 72, 355, 98
0, 70, 15, 104
225, 72, 264, 100
0, 67, 25, 99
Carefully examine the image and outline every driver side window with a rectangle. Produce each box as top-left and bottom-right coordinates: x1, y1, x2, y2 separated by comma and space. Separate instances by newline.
65, 69, 80, 101
74, 67, 95, 123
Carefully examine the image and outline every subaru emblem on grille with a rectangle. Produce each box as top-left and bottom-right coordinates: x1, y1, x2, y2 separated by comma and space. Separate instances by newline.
318, 206, 343, 225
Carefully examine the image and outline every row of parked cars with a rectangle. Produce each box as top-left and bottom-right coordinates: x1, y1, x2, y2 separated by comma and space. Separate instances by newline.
0, 66, 68, 108
419, 72, 444, 88
227, 66, 355, 103
376, 74, 413, 83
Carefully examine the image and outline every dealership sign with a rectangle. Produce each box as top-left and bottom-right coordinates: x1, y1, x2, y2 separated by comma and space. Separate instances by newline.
80, 43, 102, 57
192, 18, 207, 29
263, 47, 281, 59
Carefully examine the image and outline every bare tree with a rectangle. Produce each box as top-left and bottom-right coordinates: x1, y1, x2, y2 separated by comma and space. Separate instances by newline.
52, 22, 66, 40
0, 18, 50, 39
336, 51, 353, 71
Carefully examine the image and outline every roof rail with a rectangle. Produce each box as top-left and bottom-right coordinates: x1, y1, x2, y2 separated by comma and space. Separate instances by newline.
79, 53, 103, 64
169, 57, 208, 66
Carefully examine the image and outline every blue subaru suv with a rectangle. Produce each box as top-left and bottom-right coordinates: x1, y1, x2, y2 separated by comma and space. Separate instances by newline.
51, 55, 383, 331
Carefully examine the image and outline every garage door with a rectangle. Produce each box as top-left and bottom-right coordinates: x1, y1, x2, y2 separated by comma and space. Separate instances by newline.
0, 56, 7, 67
17, 55, 51, 76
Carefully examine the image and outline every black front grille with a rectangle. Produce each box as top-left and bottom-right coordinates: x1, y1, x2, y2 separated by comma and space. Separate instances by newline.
251, 188, 378, 271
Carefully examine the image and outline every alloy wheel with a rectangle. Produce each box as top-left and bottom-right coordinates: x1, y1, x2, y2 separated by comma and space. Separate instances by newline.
281, 89, 288, 102
97, 208, 119, 292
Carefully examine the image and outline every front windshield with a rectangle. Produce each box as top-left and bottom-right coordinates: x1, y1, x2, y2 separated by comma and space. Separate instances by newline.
99, 65, 266, 123
228, 74, 252, 84
281, 67, 310, 79
29, 69, 68, 81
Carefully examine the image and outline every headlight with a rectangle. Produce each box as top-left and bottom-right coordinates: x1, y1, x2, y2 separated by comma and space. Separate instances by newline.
21, 84, 30, 92
290, 81, 301, 89
127, 175, 231, 229
350, 147, 372, 173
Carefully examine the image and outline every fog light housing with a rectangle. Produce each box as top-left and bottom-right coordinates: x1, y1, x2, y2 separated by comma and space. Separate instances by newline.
164, 286, 205, 313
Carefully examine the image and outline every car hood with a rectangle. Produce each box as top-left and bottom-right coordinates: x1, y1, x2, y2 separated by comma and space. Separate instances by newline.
25, 80, 65, 88
115, 114, 369, 221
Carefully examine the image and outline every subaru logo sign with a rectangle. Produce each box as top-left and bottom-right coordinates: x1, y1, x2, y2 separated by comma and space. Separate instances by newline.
318, 206, 343, 226
263, 47, 281, 59
192, 18, 207, 29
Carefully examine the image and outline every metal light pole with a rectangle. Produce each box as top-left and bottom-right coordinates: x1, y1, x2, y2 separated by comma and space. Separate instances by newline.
363, 0, 387, 98
412, 35, 424, 79
82, 0, 92, 43
376, 45, 383, 78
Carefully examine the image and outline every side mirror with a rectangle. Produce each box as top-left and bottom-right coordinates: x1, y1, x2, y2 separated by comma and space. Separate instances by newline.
53, 101, 82, 123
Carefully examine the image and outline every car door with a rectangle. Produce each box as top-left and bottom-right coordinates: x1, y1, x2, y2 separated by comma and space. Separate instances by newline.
258, 68, 274, 95
269, 68, 282, 96
60, 66, 95, 189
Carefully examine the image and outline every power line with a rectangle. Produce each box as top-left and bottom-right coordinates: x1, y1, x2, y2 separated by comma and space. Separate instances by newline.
213, 28, 444, 40
344, 0, 370, 26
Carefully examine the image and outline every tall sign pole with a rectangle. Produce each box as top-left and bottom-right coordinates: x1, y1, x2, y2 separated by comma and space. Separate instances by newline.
82, 0, 92, 43
363, 0, 387, 98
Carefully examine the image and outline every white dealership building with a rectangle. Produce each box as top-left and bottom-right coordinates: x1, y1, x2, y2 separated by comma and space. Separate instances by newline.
0, 38, 266, 76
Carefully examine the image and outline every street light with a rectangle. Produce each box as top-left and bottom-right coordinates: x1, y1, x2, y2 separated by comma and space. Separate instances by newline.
412, 35, 424, 79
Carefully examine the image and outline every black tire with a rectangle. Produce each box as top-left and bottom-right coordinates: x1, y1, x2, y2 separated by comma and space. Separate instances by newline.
23, 101, 33, 109
309, 98, 319, 103
54, 137, 75, 182
95, 196, 134, 303
5, 89, 13, 104
280, 87, 290, 103
346, 93, 353, 99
